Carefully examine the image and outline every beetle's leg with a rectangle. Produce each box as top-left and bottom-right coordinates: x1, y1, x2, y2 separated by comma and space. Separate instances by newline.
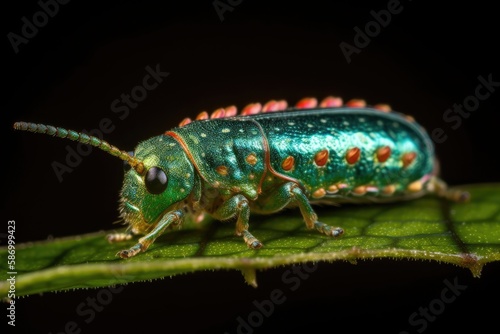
117, 210, 184, 258
255, 182, 344, 237
428, 176, 470, 203
212, 194, 262, 249
107, 230, 136, 243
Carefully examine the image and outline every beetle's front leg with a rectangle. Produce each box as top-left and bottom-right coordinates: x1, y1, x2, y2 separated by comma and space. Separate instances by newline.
211, 194, 263, 249
117, 210, 184, 258
255, 182, 344, 237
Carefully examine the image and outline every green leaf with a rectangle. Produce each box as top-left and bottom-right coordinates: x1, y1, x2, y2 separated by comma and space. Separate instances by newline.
1, 183, 499, 297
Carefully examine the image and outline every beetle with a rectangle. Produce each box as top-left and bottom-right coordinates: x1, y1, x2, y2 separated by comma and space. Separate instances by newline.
13, 96, 469, 258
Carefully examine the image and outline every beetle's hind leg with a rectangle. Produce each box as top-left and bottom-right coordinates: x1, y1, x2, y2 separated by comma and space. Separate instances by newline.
255, 182, 344, 238
427, 176, 470, 203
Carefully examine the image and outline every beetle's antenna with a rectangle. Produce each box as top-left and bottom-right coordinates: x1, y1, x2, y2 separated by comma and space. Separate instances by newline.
13, 122, 145, 175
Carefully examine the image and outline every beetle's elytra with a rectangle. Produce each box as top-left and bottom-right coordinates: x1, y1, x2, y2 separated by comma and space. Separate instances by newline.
14, 96, 469, 258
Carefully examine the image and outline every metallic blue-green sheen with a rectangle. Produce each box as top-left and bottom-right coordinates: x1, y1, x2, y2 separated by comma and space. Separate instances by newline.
172, 107, 435, 201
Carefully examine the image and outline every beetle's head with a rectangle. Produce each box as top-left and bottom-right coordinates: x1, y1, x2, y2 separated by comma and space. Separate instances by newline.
120, 135, 195, 231
12, 122, 195, 232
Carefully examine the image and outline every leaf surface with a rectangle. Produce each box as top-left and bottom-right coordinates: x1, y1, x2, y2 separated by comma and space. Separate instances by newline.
1, 184, 499, 296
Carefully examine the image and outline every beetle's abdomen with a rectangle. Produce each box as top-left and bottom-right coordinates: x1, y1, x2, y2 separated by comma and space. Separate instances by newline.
252, 108, 435, 199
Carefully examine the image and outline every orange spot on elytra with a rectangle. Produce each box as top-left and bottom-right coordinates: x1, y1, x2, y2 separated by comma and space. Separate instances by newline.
405, 115, 416, 122
216, 165, 228, 176
179, 118, 192, 127
407, 180, 422, 192
320, 96, 343, 108
282, 156, 295, 171
346, 147, 361, 164
374, 104, 392, 112
346, 99, 366, 108
382, 185, 396, 195
312, 188, 326, 198
295, 97, 318, 109
327, 184, 339, 193
262, 100, 280, 112
241, 103, 262, 115
402, 152, 417, 168
225, 105, 237, 117
277, 100, 288, 110
352, 186, 367, 195
211, 108, 226, 119
196, 111, 209, 120
246, 153, 258, 166
314, 149, 329, 166
376, 146, 391, 163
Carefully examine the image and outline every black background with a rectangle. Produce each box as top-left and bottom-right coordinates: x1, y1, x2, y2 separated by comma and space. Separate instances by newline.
2, 1, 500, 333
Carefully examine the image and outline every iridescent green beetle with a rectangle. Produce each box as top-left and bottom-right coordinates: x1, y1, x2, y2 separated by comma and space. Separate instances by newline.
14, 96, 469, 258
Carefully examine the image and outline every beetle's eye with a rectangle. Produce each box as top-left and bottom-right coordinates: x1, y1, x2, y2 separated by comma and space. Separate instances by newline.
123, 151, 134, 173
145, 167, 168, 194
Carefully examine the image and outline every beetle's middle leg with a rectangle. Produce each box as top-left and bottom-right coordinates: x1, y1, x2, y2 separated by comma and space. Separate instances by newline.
255, 182, 344, 237
211, 194, 263, 249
